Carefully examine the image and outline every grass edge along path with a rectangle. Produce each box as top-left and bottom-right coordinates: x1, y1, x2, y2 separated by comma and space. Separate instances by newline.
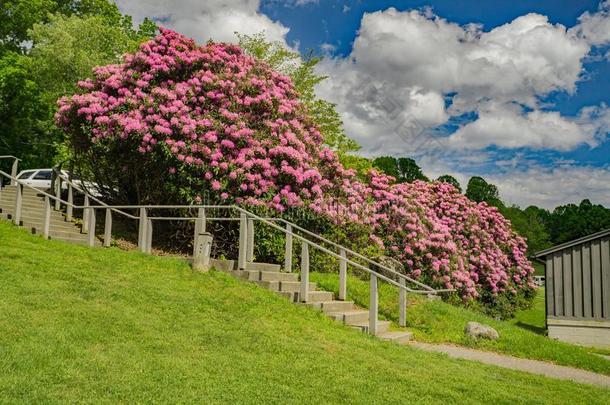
309, 272, 610, 376
0, 221, 609, 403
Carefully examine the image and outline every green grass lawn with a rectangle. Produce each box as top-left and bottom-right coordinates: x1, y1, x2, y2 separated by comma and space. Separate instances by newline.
310, 272, 610, 376
0, 222, 609, 403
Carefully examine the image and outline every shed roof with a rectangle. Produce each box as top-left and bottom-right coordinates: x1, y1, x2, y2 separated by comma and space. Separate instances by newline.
534, 228, 610, 258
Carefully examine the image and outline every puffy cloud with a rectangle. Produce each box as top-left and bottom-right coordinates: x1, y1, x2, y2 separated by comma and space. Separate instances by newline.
116, 0, 289, 44
317, 6, 609, 153
488, 165, 610, 209
570, 0, 610, 46
446, 102, 609, 151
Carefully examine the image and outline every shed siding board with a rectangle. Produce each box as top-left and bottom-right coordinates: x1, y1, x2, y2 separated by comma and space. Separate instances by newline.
601, 237, 610, 319
546, 256, 555, 317
553, 252, 564, 316
582, 243, 593, 318
562, 248, 573, 317
572, 246, 583, 318
591, 240, 602, 319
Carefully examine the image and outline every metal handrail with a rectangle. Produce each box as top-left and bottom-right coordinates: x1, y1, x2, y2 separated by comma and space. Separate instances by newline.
0, 167, 454, 297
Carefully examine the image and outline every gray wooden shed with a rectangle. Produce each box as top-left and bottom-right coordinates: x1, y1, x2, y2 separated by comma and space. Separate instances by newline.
535, 229, 610, 348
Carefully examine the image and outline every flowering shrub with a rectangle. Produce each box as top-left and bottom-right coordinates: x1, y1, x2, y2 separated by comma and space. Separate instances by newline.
57, 28, 535, 315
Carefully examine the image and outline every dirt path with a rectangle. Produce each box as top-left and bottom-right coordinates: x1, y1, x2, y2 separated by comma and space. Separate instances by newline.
410, 342, 610, 388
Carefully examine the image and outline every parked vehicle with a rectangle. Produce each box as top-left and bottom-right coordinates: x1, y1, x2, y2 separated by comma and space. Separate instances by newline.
15, 169, 102, 197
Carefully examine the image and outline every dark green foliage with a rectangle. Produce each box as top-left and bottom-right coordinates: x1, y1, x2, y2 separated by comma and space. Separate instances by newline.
465, 176, 502, 206
436, 174, 462, 192
499, 205, 552, 255
372, 156, 428, 183
0, 1, 156, 170
545, 199, 610, 245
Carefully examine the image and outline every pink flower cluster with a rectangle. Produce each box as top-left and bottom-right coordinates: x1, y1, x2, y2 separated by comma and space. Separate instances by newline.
56, 28, 534, 302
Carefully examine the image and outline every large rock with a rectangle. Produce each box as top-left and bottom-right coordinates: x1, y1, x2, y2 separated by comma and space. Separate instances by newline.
465, 321, 499, 340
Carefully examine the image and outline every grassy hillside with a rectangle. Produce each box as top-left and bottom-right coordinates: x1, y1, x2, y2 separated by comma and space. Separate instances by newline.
310, 273, 610, 375
0, 221, 608, 403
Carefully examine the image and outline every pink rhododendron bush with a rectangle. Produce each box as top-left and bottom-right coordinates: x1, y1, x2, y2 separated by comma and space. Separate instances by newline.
56, 28, 535, 316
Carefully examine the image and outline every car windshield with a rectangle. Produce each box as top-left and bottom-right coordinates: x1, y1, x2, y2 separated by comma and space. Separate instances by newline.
18, 171, 35, 179
33, 170, 52, 180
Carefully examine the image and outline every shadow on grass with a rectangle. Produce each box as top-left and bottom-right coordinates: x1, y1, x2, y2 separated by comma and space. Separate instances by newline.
514, 321, 546, 336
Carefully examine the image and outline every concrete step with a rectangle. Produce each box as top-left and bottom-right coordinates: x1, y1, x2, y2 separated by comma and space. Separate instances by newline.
2, 215, 78, 230
244, 262, 281, 272
307, 301, 355, 313
1, 211, 70, 224
49, 235, 101, 246
32, 228, 87, 240
247, 270, 298, 282
255, 280, 316, 293
304, 291, 334, 302
209, 258, 235, 272
328, 310, 370, 325
376, 330, 413, 344
350, 320, 391, 334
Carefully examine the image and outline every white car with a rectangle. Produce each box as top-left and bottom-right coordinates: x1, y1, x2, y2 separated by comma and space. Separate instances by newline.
16, 169, 102, 196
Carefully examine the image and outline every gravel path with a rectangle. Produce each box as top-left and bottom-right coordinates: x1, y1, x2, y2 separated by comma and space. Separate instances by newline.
410, 342, 610, 388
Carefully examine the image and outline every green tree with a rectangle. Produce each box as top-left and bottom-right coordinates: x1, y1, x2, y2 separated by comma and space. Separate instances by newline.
500, 205, 552, 255
372, 156, 400, 179
465, 176, 502, 206
372, 156, 428, 183
339, 154, 374, 179
436, 174, 461, 192
0, 6, 155, 169
0, 51, 52, 170
237, 33, 359, 154
1, 0, 126, 53
546, 199, 610, 245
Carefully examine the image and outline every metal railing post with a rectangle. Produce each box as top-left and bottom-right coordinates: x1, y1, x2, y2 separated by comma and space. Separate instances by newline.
54, 176, 61, 211
87, 208, 96, 247
238, 212, 247, 270
193, 207, 206, 257
13, 183, 22, 225
339, 248, 347, 300
399, 278, 407, 327
82, 195, 90, 234
369, 273, 378, 335
146, 218, 153, 253
300, 241, 310, 302
66, 184, 73, 221
103, 208, 112, 247
43, 195, 51, 239
0, 176, 3, 201
246, 217, 254, 262
10, 159, 18, 185
138, 207, 148, 253
284, 224, 292, 272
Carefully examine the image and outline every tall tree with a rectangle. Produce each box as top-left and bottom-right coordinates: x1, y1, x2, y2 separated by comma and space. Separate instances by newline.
372, 156, 400, 179
0, 4, 155, 169
465, 176, 502, 206
436, 174, 462, 192
372, 156, 428, 183
397, 157, 428, 183
500, 205, 552, 255
237, 33, 359, 154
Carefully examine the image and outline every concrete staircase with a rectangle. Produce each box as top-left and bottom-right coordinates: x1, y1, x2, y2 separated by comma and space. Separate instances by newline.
0, 185, 92, 245
211, 259, 413, 344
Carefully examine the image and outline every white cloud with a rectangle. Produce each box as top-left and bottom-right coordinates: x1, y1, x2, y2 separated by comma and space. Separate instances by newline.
489, 165, 610, 209
570, 0, 610, 46
316, 6, 610, 154
446, 102, 607, 151
116, 0, 290, 44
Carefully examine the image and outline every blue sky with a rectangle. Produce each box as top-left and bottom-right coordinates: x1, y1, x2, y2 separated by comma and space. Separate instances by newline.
119, 1, 610, 208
